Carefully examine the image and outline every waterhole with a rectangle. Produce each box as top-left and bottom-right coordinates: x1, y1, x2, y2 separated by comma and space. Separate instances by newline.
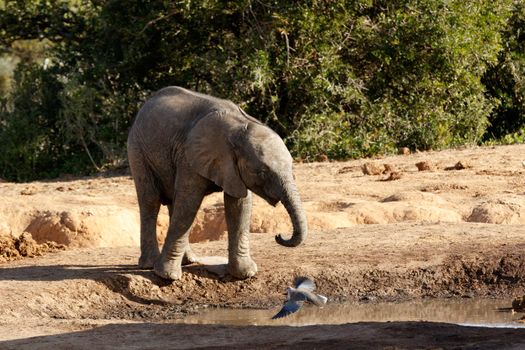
180, 298, 525, 328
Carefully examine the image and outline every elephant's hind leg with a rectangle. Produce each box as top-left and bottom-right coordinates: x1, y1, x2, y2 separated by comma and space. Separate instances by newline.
138, 201, 161, 269
224, 191, 257, 279
129, 151, 161, 269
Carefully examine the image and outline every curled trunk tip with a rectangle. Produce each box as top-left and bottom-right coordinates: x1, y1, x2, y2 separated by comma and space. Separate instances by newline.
275, 233, 304, 247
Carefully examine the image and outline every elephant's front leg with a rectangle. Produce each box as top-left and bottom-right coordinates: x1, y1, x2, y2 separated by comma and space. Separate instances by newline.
224, 191, 257, 279
154, 176, 207, 280
167, 204, 198, 266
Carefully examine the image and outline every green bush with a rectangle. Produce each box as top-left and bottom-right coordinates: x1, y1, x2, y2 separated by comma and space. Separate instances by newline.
284, 0, 511, 156
0, 61, 102, 180
483, 1, 525, 140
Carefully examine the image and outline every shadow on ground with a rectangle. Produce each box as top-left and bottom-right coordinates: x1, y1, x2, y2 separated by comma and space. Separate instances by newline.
1, 321, 525, 350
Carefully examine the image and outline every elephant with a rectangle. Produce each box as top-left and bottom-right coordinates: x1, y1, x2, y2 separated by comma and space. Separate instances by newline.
127, 86, 308, 280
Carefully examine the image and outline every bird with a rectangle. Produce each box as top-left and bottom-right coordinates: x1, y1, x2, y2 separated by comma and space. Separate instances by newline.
271, 276, 328, 319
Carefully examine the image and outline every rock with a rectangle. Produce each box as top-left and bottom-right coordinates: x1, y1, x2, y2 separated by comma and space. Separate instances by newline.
383, 164, 397, 173
455, 160, 471, 170
445, 160, 471, 171
316, 154, 329, 162
383, 172, 402, 181
398, 147, 411, 155
361, 163, 384, 175
415, 161, 433, 171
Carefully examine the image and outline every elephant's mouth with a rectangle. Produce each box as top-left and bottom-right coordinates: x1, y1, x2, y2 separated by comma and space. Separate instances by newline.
266, 197, 280, 207
250, 185, 280, 207
258, 192, 280, 207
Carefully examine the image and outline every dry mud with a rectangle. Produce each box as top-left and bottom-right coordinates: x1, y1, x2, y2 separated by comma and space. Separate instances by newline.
2, 144, 525, 349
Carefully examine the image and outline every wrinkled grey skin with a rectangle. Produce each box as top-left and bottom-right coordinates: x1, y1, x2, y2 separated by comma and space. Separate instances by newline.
127, 86, 308, 280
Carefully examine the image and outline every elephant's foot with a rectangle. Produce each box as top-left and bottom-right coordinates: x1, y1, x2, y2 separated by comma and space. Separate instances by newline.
154, 258, 182, 280
181, 246, 198, 265
138, 248, 161, 269
227, 256, 258, 279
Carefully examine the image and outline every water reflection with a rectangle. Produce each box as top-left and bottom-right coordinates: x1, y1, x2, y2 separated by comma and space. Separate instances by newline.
181, 298, 525, 328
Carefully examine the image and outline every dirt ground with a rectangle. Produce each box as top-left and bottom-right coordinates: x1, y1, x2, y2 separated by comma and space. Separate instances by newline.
2, 144, 525, 349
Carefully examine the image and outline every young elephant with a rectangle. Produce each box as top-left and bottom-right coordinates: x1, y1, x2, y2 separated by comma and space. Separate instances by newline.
127, 86, 308, 280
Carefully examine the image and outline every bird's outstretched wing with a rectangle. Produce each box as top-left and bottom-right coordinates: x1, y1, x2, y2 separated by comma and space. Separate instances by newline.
294, 276, 316, 291
271, 299, 304, 319
301, 290, 328, 306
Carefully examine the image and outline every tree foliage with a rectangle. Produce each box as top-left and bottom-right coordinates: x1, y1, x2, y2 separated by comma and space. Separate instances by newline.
0, 0, 521, 181
483, 1, 525, 140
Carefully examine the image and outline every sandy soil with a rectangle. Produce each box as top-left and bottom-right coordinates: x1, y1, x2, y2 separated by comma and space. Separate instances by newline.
2, 144, 525, 349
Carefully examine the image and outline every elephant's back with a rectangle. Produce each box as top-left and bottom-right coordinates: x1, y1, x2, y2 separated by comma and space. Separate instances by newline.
135, 87, 237, 130
152, 86, 230, 105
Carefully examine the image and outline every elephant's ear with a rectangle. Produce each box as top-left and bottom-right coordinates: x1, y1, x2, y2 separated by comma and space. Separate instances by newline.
185, 110, 248, 198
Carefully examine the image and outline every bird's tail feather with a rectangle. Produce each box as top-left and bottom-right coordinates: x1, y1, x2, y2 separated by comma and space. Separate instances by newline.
318, 294, 328, 304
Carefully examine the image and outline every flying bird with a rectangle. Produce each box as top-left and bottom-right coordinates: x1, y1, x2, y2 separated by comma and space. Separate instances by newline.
272, 276, 328, 319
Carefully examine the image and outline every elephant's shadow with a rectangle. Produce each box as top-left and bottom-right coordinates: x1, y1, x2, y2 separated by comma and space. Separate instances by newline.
0, 259, 231, 306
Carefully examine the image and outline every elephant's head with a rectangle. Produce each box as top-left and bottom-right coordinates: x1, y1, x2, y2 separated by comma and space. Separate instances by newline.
185, 109, 308, 247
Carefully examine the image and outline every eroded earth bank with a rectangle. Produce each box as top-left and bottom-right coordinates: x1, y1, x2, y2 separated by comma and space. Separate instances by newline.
2, 144, 525, 349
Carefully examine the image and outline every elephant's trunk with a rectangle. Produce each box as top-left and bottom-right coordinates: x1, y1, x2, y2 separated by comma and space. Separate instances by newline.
275, 180, 308, 247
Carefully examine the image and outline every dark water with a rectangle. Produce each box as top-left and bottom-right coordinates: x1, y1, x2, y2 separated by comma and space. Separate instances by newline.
180, 298, 525, 328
